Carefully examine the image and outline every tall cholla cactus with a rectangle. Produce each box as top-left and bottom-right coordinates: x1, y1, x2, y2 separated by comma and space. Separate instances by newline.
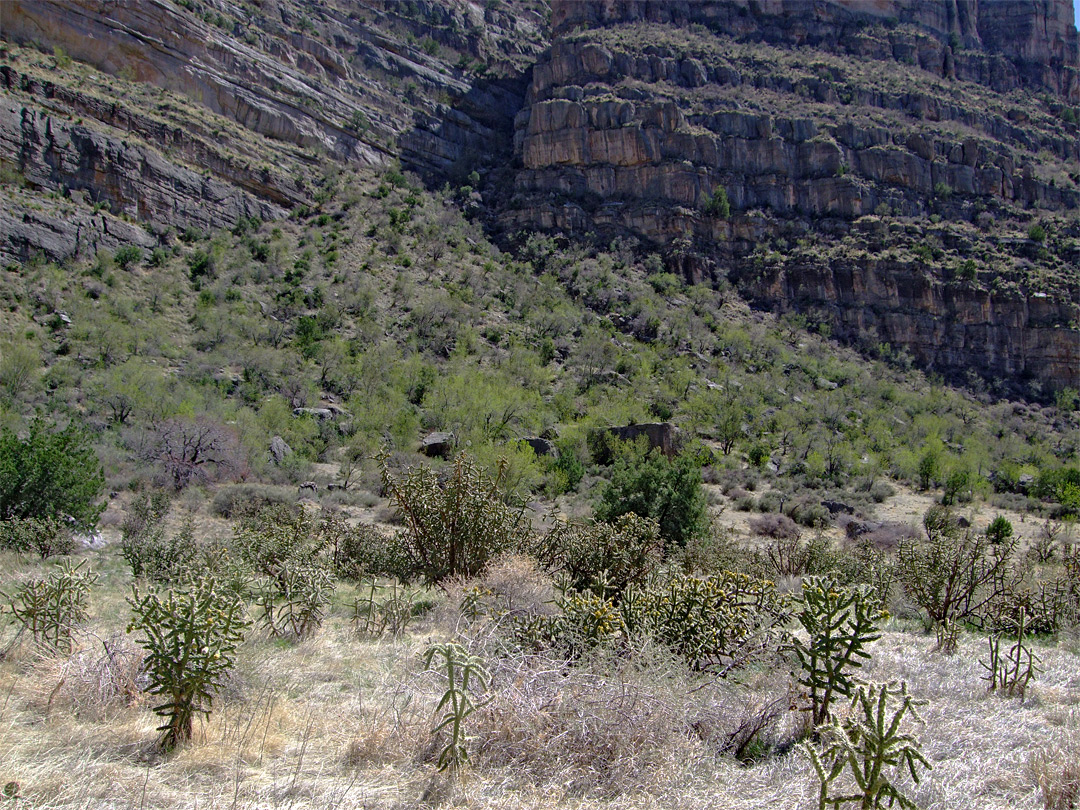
803, 681, 932, 810
790, 577, 886, 725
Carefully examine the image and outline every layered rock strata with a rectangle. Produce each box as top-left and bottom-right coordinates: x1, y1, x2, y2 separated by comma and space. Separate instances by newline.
505, 0, 1079, 389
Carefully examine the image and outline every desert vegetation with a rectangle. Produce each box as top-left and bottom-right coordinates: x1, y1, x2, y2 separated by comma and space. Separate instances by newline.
0, 38, 1077, 810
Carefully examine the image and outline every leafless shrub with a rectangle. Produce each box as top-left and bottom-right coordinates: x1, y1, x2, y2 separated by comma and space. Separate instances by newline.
33, 634, 145, 721
750, 513, 801, 541
148, 417, 247, 490
471, 642, 708, 796
464, 638, 800, 796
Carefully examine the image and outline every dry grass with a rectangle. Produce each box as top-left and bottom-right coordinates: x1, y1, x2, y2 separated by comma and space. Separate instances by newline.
1, 538, 1078, 809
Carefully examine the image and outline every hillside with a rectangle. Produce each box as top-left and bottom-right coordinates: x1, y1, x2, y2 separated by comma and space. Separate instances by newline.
2, 4, 1080, 810
1, 0, 1078, 392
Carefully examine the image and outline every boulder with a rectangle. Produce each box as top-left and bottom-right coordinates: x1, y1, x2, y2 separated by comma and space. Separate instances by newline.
606, 422, 682, 456
521, 437, 559, 458
269, 435, 293, 465
420, 432, 456, 459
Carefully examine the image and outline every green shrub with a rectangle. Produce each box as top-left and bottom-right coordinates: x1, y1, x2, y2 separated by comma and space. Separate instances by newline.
0, 516, 76, 558
704, 186, 731, 218
380, 453, 531, 585
127, 578, 250, 751
620, 571, 790, 673
0, 421, 105, 533
594, 447, 707, 550
187, 250, 212, 282
986, 515, 1014, 545
114, 245, 143, 269
532, 513, 663, 597
547, 448, 585, 494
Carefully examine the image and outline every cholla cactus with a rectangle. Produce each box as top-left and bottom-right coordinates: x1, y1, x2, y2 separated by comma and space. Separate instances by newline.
252, 563, 333, 640
790, 577, 886, 725
981, 607, 1042, 699
127, 577, 250, 751
423, 642, 490, 774
5, 559, 96, 653
621, 571, 789, 673
803, 681, 931, 810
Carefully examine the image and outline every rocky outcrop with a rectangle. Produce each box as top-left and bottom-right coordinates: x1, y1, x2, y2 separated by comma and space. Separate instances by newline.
0, 0, 546, 261
747, 250, 1079, 390
551, 0, 1079, 101
503, 1, 1079, 390
0, 88, 284, 265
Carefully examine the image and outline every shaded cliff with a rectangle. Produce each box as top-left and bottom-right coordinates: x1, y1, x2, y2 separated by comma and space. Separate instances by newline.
0, 0, 546, 263
502, 0, 1079, 391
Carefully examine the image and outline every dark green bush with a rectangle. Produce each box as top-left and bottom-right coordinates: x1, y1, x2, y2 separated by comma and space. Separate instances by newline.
114, 245, 143, 269
0, 516, 76, 558
986, 516, 1014, 546
594, 447, 707, 550
704, 186, 731, 218
0, 421, 105, 533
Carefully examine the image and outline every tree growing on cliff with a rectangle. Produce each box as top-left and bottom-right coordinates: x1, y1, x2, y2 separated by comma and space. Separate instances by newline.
704, 186, 731, 219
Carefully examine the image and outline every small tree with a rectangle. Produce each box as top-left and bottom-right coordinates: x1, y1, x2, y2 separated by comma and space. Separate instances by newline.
0, 421, 105, 532
896, 506, 1016, 644
149, 417, 246, 490
594, 447, 707, 550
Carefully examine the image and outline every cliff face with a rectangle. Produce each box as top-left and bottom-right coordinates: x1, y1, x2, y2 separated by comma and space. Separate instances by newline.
0, 0, 1077, 391
503, 0, 1079, 391
0, 0, 546, 263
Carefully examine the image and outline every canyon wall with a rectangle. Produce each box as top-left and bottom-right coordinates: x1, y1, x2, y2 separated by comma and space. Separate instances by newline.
503, 0, 1079, 389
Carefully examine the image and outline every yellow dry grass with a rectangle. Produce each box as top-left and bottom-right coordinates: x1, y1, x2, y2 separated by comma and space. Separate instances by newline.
1, 536, 1077, 810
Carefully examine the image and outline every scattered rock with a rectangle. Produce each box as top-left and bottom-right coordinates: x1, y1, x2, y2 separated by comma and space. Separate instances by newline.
420, 432, 456, 459
520, 437, 559, 458
821, 500, 855, 515
605, 422, 683, 456
269, 435, 293, 465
